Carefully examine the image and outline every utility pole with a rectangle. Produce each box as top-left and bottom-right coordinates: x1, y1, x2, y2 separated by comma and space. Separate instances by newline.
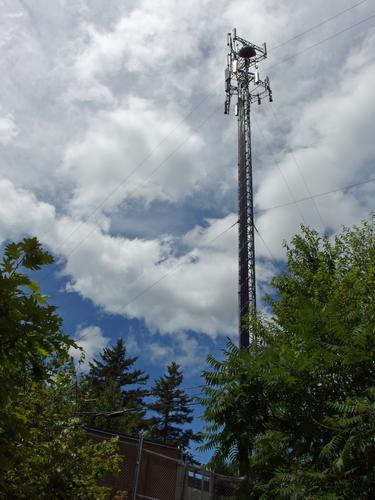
225, 29, 272, 349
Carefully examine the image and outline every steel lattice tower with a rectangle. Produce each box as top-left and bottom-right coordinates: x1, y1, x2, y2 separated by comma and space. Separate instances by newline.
225, 29, 272, 348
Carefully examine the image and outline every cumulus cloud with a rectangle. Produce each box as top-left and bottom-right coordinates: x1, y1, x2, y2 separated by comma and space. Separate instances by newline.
0, 177, 242, 337
0, 179, 55, 243
0, 113, 18, 145
61, 97, 205, 218
0, 0, 374, 344
252, 31, 375, 258
55, 210, 277, 337
59, 214, 239, 337
71, 0, 216, 102
0, 177, 238, 336
146, 332, 209, 372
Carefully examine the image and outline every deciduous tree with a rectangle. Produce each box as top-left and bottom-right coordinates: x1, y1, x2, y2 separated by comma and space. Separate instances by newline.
201, 215, 375, 498
0, 238, 120, 498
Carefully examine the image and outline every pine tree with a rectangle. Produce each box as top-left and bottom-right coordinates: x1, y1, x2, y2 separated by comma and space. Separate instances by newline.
82, 339, 149, 434
148, 362, 199, 449
89, 339, 148, 389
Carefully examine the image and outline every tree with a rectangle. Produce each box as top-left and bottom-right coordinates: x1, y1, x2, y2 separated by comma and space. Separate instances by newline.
201, 215, 375, 498
89, 339, 148, 389
0, 237, 74, 477
3, 367, 120, 500
148, 362, 199, 450
81, 339, 149, 435
0, 238, 121, 498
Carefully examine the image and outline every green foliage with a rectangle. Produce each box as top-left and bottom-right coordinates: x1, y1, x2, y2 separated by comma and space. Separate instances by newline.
80, 339, 149, 435
148, 361, 200, 450
0, 238, 121, 498
89, 339, 148, 389
0, 238, 74, 476
3, 369, 120, 499
201, 215, 375, 498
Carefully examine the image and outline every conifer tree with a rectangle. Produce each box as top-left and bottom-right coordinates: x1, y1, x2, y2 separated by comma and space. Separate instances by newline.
89, 339, 148, 389
82, 339, 148, 434
148, 362, 199, 449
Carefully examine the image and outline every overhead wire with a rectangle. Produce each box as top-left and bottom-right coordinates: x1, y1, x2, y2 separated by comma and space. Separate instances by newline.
56, 87, 222, 254
118, 219, 239, 313
65, 102, 223, 259
268, 107, 326, 230
120, 195, 375, 412
269, 0, 369, 51
252, 113, 306, 223
115, 176, 375, 310
54, 2, 374, 260
194, 8, 375, 236
268, 11, 375, 71
264, 9, 375, 228
256, 177, 375, 214
254, 225, 277, 261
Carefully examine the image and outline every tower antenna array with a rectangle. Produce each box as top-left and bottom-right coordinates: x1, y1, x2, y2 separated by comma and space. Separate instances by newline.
225, 28, 272, 349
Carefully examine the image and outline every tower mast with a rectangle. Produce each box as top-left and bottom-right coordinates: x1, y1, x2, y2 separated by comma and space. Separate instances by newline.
225, 29, 272, 348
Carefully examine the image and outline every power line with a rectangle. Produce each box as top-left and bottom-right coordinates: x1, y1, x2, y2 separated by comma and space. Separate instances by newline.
258, 11, 375, 229
182, 384, 206, 391
119, 219, 239, 312
53, 5, 374, 260
116, 11, 375, 322
254, 225, 277, 261
56, 93, 221, 255
256, 177, 375, 214
268, 107, 326, 229
114, 177, 375, 311
270, 0, 369, 51
254, 5, 375, 220
125, 386, 205, 405
77, 185, 375, 407
252, 113, 306, 223
65, 103, 222, 259
268, 11, 375, 71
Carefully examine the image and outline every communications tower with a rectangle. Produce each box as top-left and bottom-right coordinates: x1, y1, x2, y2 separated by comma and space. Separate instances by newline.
224, 29, 272, 349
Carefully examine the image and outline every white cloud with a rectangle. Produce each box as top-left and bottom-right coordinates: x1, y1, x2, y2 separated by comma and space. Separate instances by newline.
0, 177, 239, 337
0, 0, 374, 344
69, 325, 110, 371
58, 214, 239, 337
0, 176, 237, 336
253, 32, 375, 258
61, 97, 205, 218
54, 210, 280, 337
0, 113, 18, 145
146, 332, 209, 372
124, 332, 141, 356
0, 179, 55, 243
71, 0, 213, 99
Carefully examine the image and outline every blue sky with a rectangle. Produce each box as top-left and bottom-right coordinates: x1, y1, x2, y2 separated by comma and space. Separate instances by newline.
1, 0, 374, 463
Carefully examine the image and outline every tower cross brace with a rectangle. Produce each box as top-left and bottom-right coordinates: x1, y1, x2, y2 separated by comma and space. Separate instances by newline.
224, 29, 272, 348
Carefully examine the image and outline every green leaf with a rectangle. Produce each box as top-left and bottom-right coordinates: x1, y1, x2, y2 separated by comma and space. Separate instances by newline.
27, 280, 41, 293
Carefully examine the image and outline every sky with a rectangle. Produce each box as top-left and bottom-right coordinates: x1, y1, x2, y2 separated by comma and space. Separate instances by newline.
1, 0, 374, 461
